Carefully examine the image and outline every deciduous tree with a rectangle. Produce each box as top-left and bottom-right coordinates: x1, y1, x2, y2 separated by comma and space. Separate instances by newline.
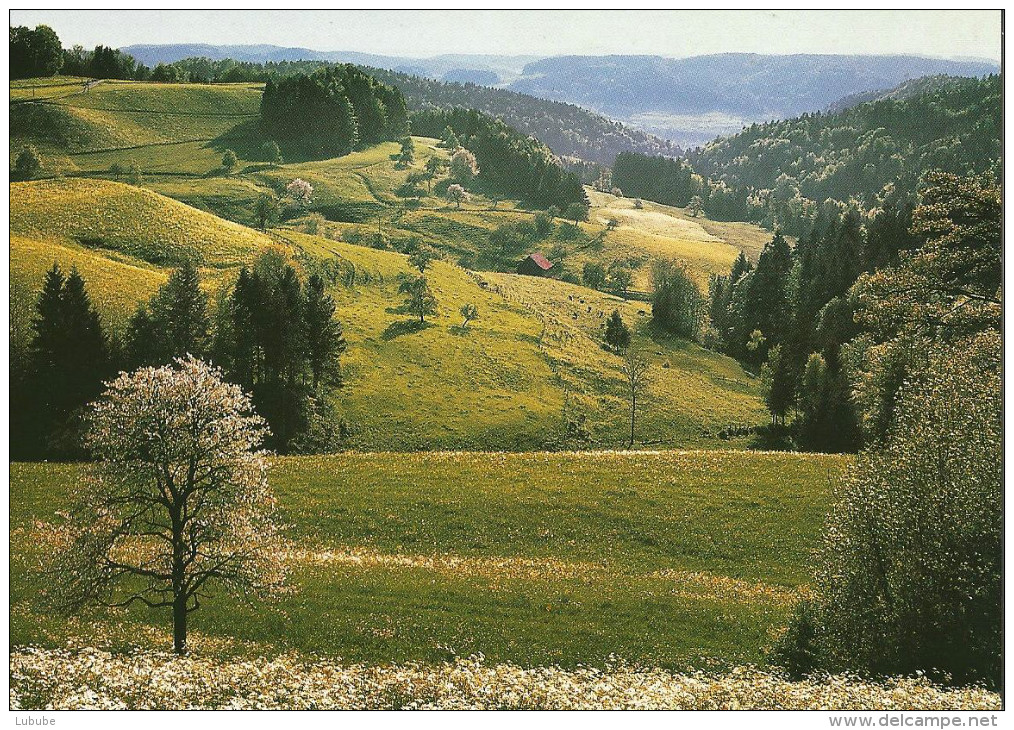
399, 276, 437, 324
460, 303, 479, 329
447, 183, 469, 209
449, 148, 479, 183
50, 357, 285, 655
620, 347, 651, 449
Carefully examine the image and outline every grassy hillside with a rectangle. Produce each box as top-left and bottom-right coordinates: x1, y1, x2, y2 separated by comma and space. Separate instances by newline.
476, 271, 765, 438
11, 451, 844, 669
11, 80, 262, 174
9, 79, 778, 450
283, 232, 564, 450
290, 233, 765, 449
9, 175, 765, 449
10, 178, 275, 266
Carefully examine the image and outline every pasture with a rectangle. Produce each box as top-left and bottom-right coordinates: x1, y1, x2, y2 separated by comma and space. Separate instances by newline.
10, 174, 767, 451
10, 78, 780, 292
11, 451, 843, 670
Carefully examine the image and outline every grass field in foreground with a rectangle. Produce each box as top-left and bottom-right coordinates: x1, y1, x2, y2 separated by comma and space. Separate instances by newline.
11, 451, 843, 671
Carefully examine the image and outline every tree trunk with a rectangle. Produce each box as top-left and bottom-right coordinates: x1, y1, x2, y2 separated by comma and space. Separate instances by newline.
173, 593, 188, 654
171, 503, 188, 654
628, 394, 636, 449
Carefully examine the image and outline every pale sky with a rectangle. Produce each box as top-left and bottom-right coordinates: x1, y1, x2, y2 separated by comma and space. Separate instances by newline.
7, 9, 1003, 62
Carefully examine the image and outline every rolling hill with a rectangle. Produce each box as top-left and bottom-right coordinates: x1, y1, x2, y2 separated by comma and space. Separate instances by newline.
10, 79, 262, 174
10, 178, 274, 266
9, 76, 779, 450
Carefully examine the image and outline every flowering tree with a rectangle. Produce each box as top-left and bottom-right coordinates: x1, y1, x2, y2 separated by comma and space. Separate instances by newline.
449, 148, 479, 183
447, 183, 469, 209
286, 178, 313, 207
50, 356, 284, 654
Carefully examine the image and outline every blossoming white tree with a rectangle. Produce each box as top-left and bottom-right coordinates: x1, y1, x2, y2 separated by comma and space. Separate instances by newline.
446, 183, 469, 209
449, 148, 479, 183
286, 177, 313, 206
51, 356, 285, 654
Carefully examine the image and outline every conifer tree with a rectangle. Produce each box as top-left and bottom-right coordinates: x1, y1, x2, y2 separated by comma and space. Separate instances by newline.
303, 274, 346, 390
737, 232, 792, 363
125, 262, 209, 367
604, 310, 631, 352
27, 266, 109, 457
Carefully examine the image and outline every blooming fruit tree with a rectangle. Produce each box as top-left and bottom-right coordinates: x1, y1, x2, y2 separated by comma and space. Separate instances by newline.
50, 356, 285, 654
286, 177, 313, 207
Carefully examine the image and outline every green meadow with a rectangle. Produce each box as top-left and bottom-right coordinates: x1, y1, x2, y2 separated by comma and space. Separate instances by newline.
11, 451, 843, 669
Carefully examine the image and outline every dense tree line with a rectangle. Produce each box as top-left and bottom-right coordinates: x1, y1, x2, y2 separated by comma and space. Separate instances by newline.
688, 75, 1000, 233
61, 44, 146, 80
412, 108, 587, 210
260, 66, 408, 157
10, 25, 149, 81
10, 25, 64, 78
137, 57, 335, 84
11, 253, 347, 460
708, 217, 871, 451
775, 170, 1001, 687
708, 169, 996, 454
611, 152, 697, 208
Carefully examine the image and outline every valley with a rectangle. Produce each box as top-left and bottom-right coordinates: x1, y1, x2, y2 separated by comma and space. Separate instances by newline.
7, 12, 1002, 711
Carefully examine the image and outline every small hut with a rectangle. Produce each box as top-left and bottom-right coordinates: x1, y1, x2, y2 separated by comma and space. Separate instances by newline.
517, 252, 553, 277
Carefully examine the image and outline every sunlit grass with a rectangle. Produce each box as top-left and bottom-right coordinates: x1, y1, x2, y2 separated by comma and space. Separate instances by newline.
11, 451, 844, 671
10, 178, 274, 267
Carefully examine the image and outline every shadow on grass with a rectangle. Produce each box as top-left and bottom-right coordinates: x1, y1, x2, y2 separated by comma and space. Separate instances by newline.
382, 319, 433, 340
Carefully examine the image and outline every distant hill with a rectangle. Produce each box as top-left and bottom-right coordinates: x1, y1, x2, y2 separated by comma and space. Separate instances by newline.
362, 67, 682, 165
825, 74, 978, 113
121, 44, 537, 82
442, 68, 500, 85
507, 53, 999, 147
